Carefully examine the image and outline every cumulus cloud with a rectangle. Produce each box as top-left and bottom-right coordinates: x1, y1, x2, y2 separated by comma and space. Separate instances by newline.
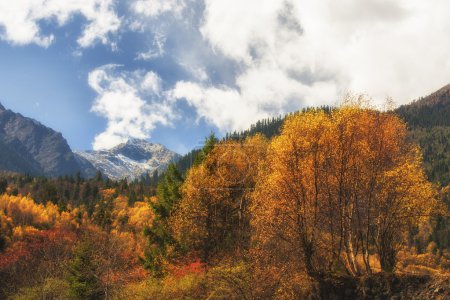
3, 0, 449, 144
168, 0, 450, 133
171, 74, 337, 132
171, 81, 264, 131
0, 0, 120, 47
170, 0, 340, 132
89, 65, 176, 150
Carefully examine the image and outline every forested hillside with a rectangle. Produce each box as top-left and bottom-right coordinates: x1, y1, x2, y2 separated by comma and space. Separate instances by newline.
396, 84, 450, 185
396, 84, 450, 128
0, 171, 158, 212
0, 100, 448, 299
176, 90, 449, 186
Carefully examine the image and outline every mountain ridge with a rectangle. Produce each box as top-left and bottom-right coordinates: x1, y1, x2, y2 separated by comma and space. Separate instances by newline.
396, 84, 450, 128
0, 103, 82, 177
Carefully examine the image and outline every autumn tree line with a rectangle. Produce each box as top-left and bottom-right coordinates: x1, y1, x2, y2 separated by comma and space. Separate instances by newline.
0, 101, 448, 299
0, 168, 160, 210
143, 103, 448, 297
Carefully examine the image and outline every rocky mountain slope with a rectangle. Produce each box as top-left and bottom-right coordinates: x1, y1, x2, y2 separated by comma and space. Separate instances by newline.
0, 103, 81, 177
75, 139, 180, 181
0, 103, 180, 180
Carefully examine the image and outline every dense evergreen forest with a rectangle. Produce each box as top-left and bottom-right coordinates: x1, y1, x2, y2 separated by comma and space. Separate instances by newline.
0, 100, 449, 299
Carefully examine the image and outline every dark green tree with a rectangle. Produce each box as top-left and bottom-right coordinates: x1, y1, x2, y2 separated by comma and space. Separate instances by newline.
0, 235, 5, 252
194, 133, 217, 166
144, 163, 183, 276
93, 197, 114, 232
94, 171, 103, 183
67, 239, 103, 300
0, 179, 7, 194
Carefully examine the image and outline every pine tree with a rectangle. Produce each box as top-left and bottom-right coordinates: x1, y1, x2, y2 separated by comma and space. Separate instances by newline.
194, 133, 217, 166
67, 239, 103, 300
144, 163, 184, 276
93, 197, 114, 231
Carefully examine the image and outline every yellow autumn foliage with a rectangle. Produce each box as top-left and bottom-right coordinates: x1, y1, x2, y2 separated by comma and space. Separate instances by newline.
251, 105, 439, 277
110, 194, 154, 232
127, 200, 153, 231
172, 134, 268, 260
0, 194, 60, 228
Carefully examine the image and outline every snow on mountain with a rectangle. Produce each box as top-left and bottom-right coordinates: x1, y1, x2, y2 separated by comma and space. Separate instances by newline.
74, 138, 180, 181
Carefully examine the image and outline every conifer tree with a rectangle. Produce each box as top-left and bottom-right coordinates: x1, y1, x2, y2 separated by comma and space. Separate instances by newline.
67, 239, 102, 300
194, 133, 217, 166
144, 163, 183, 276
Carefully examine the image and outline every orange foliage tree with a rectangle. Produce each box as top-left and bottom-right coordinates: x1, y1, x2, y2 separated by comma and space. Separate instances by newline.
251, 105, 438, 278
0, 227, 77, 296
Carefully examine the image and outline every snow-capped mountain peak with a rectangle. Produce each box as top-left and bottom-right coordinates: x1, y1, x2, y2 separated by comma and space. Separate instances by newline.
75, 139, 180, 181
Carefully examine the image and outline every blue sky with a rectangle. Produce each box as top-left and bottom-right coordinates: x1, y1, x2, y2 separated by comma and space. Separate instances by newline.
0, 0, 449, 154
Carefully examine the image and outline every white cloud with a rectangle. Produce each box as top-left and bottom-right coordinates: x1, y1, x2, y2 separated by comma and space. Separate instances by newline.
177, 60, 209, 82
171, 72, 338, 132
187, 66, 208, 82
89, 65, 176, 150
200, 0, 283, 64
169, 0, 450, 133
2, 0, 449, 143
293, 0, 450, 102
0, 0, 121, 48
171, 81, 264, 131
141, 72, 162, 95
170, 0, 339, 132
132, 0, 186, 18
131, 0, 193, 61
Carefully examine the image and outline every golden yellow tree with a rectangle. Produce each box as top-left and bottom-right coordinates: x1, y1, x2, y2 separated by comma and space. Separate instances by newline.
251, 109, 335, 278
251, 105, 437, 278
172, 135, 268, 262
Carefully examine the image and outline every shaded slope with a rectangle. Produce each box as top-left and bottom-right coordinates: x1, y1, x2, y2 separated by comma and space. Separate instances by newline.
0, 103, 81, 177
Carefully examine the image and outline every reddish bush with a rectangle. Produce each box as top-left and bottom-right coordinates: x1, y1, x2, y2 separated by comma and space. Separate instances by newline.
168, 258, 206, 278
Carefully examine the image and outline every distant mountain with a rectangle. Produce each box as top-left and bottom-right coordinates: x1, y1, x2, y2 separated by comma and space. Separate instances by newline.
75, 139, 180, 181
0, 103, 82, 177
396, 84, 450, 128
0, 103, 180, 181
